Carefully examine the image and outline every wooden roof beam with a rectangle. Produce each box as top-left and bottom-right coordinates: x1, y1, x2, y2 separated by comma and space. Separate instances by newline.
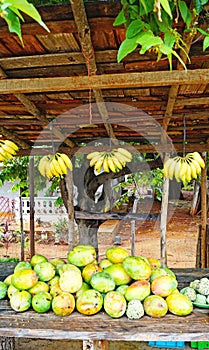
70, 0, 117, 143
0, 69, 208, 93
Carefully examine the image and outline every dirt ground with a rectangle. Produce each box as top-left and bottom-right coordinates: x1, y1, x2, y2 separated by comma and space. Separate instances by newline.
0, 198, 202, 268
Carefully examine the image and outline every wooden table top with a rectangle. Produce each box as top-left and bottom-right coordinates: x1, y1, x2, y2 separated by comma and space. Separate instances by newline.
0, 300, 208, 342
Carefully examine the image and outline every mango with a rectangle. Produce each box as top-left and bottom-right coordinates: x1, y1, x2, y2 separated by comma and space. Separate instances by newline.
143, 295, 168, 317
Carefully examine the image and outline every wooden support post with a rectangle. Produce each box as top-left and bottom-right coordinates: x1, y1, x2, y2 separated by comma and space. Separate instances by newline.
29, 156, 35, 258
201, 152, 207, 267
131, 198, 138, 256
65, 171, 76, 252
160, 154, 170, 267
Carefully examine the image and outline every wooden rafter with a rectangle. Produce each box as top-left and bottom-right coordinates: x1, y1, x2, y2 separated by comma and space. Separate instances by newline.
70, 0, 118, 143
0, 69, 208, 94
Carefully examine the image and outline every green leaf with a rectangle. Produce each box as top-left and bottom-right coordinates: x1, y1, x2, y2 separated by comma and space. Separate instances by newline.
160, 0, 172, 19
126, 19, 145, 38
2, 0, 50, 32
178, 0, 192, 28
159, 44, 187, 70
3, 7, 23, 45
194, 0, 203, 14
139, 0, 154, 15
129, 0, 137, 4
117, 36, 138, 62
197, 27, 209, 36
164, 30, 176, 48
137, 34, 163, 54
203, 35, 209, 51
113, 9, 126, 26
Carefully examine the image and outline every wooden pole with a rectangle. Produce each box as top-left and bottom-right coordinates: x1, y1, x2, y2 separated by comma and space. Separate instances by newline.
19, 191, 24, 261
29, 156, 35, 258
201, 152, 207, 267
160, 154, 170, 267
65, 171, 76, 251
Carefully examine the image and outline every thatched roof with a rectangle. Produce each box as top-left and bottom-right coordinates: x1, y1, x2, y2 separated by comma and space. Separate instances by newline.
0, 1, 209, 155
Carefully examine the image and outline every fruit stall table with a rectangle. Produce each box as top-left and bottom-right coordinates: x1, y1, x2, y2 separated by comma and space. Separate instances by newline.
0, 269, 209, 350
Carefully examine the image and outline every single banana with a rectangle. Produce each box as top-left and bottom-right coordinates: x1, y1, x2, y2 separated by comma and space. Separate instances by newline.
167, 159, 176, 180
103, 156, 110, 173
107, 155, 117, 173
116, 148, 132, 161
38, 156, 51, 177
86, 151, 100, 160
189, 160, 197, 179
3, 140, 19, 151
190, 158, 202, 175
192, 152, 205, 168
112, 151, 127, 166
1, 143, 16, 156
163, 158, 173, 178
173, 158, 181, 182
185, 161, 192, 182
57, 154, 68, 175
49, 159, 60, 177
111, 154, 124, 170
58, 153, 73, 171
179, 159, 188, 180
90, 153, 104, 167
94, 155, 105, 173
45, 166, 54, 180
51, 156, 63, 175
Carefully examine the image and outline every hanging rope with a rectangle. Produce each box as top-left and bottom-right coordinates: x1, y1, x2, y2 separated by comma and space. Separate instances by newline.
183, 114, 186, 157
50, 119, 55, 154
82, 48, 94, 124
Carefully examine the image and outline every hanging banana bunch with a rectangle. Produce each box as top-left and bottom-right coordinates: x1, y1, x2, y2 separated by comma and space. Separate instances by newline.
0, 140, 19, 161
163, 152, 205, 182
38, 153, 73, 179
87, 148, 132, 173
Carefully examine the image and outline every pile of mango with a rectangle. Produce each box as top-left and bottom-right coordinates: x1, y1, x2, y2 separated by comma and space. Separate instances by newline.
0, 245, 193, 319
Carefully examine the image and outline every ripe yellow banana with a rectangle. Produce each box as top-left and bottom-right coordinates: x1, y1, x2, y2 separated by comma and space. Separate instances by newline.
116, 148, 132, 161
179, 159, 188, 179
189, 160, 197, 179
90, 153, 103, 167
185, 161, 192, 182
193, 152, 205, 168
3, 140, 18, 151
111, 154, 123, 170
173, 158, 181, 182
38, 156, 51, 177
163, 158, 173, 178
49, 159, 60, 177
51, 156, 63, 176
113, 151, 128, 166
94, 156, 105, 173
103, 156, 110, 173
87, 151, 100, 160
190, 158, 202, 175
0, 146, 12, 159
166, 159, 176, 180
1, 143, 16, 156
58, 153, 73, 171
57, 155, 68, 175
107, 155, 117, 173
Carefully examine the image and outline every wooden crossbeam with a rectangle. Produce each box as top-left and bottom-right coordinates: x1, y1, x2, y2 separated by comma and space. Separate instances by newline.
0, 69, 208, 94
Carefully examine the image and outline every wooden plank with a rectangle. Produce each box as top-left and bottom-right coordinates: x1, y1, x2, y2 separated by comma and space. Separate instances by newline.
75, 211, 160, 221
0, 69, 209, 94
0, 298, 209, 341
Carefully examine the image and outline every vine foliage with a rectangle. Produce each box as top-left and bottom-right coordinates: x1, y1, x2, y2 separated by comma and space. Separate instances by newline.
113, 0, 209, 69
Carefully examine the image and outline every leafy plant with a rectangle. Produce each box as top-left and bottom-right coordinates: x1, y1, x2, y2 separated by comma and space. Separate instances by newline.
0, 0, 49, 45
113, 0, 209, 69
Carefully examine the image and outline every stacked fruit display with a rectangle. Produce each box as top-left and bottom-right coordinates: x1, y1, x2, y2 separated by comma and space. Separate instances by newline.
163, 152, 205, 182
0, 245, 194, 319
0, 140, 19, 161
180, 277, 209, 307
87, 148, 132, 173
38, 153, 73, 179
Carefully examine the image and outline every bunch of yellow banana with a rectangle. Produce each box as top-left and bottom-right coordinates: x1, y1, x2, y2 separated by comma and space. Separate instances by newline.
38, 153, 73, 179
0, 140, 19, 161
163, 152, 205, 182
87, 148, 132, 173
